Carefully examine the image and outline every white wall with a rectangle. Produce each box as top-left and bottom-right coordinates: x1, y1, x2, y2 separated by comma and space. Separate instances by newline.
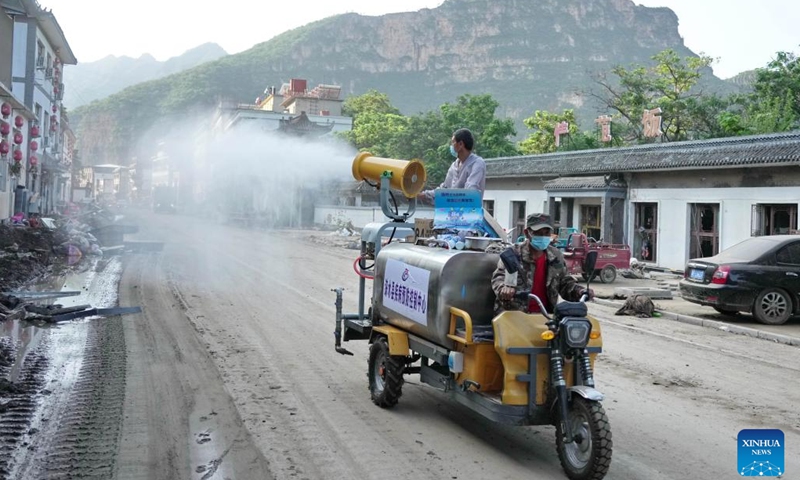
314, 205, 435, 228
484, 189, 548, 233
630, 186, 800, 270
11, 23, 26, 79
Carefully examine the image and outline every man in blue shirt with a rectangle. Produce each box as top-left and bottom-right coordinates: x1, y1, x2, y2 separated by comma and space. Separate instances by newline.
418, 128, 486, 202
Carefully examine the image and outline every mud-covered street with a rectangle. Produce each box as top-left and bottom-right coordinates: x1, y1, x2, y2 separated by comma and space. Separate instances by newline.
1, 209, 799, 479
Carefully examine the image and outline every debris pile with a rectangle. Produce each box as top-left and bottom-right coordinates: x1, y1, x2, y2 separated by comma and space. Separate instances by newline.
0, 202, 132, 293
0, 292, 141, 324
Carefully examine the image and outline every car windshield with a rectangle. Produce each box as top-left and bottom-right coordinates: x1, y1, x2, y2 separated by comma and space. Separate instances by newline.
711, 237, 779, 263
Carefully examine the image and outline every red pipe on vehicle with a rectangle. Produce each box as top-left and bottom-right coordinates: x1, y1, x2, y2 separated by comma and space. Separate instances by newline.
353, 256, 374, 280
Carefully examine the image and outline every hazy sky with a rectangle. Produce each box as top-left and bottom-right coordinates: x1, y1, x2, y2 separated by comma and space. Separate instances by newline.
39, 0, 799, 79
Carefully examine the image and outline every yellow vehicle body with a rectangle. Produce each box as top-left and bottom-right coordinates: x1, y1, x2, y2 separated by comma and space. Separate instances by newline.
375, 305, 603, 406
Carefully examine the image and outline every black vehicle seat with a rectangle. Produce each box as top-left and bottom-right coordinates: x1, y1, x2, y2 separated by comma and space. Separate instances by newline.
554, 301, 588, 319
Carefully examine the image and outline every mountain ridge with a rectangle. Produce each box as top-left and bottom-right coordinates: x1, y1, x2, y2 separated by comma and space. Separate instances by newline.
63, 42, 228, 108
72, 0, 734, 165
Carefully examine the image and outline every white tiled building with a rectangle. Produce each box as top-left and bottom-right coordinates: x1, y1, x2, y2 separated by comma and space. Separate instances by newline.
484, 132, 800, 271
0, 0, 76, 218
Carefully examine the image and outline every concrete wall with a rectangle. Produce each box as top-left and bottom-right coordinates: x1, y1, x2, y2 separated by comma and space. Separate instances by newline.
314, 205, 436, 229
484, 177, 548, 233
630, 167, 800, 189
0, 13, 12, 88
629, 186, 800, 270
11, 21, 27, 79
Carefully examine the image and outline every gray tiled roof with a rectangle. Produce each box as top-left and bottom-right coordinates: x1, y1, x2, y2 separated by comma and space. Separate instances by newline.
487, 131, 800, 178
543, 176, 627, 190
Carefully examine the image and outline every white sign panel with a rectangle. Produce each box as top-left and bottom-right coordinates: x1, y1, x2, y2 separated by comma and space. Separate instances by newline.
383, 259, 430, 326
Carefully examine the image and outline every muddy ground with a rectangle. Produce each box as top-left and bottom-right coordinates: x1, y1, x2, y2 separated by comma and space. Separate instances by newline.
0, 225, 60, 293
0, 211, 798, 479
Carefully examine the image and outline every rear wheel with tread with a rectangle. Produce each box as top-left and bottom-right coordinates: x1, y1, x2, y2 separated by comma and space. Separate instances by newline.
599, 265, 617, 284
753, 288, 792, 325
368, 337, 405, 408
556, 397, 613, 480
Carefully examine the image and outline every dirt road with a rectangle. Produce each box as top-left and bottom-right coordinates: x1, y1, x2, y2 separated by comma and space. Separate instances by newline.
5, 210, 799, 479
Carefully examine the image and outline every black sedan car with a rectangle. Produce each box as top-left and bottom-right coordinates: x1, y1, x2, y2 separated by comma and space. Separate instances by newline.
679, 235, 800, 325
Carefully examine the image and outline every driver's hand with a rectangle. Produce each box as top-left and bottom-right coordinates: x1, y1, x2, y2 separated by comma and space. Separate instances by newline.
500, 286, 516, 301
583, 288, 595, 300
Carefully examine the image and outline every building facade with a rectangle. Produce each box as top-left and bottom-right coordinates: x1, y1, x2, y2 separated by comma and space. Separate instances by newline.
0, 0, 76, 218
484, 131, 800, 271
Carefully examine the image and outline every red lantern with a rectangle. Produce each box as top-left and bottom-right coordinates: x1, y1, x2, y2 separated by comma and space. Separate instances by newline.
30, 140, 38, 151
50, 124, 57, 132
0, 140, 9, 155
14, 115, 23, 128
52, 104, 58, 113
0, 122, 9, 136
13, 149, 22, 162
0, 103, 10, 117
29, 155, 38, 166
13, 132, 23, 144
30, 124, 39, 137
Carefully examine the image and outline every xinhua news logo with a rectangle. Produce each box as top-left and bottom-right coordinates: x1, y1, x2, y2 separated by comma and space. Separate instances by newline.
737, 429, 784, 477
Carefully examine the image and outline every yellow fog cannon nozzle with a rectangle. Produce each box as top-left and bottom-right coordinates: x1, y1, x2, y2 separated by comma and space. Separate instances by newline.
352, 152, 427, 198
541, 331, 555, 341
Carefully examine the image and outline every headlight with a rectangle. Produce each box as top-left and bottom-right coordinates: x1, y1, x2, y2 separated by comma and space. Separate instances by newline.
561, 319, 592, 348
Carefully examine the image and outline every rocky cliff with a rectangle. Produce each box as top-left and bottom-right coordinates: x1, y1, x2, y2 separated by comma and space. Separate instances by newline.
72, 0, 727, 164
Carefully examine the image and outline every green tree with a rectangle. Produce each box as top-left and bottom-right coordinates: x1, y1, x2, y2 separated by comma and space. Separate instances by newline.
753, 50, 800, 119
341, 89, 400, 118
421, 94, 518, 186
518, 109, 602, 154
590, 49, 715, 142
337, 91, 518, 187
339, 90, 406, 153
519, 110, 579, 154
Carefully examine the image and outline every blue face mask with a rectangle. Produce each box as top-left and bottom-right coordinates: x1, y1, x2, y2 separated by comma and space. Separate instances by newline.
530, 236, 551, 251
449, 144, 458, 158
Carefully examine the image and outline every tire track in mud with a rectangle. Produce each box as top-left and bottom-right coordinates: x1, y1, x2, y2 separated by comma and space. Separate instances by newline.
28, 318, 127, 479
0, 257, 128, 480
164, 245, 451, 480
0, 338, 49, 480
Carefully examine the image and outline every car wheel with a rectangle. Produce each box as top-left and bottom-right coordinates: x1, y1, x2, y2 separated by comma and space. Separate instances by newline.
753, 288, 792, 325
713, 307, 739, 316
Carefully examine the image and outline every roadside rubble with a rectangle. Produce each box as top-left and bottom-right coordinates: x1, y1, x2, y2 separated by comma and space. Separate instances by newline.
0, 202, 135, 294
0, 291, 141, 324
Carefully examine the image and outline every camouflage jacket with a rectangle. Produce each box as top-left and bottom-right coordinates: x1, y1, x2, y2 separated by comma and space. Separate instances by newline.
491, 243, 584, 314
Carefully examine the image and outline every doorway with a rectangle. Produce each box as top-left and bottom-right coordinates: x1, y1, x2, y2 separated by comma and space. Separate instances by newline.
689, 203, 720, 258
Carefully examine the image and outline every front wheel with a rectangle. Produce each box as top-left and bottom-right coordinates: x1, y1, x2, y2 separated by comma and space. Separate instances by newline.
368, 337, 405, 408
556, 397, 613, 480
